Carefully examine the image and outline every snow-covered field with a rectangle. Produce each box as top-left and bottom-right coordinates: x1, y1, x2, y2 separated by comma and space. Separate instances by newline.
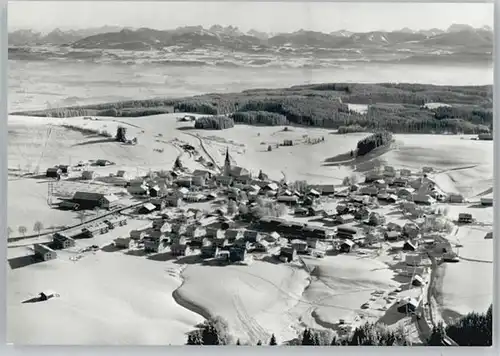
7, 112, 493, 345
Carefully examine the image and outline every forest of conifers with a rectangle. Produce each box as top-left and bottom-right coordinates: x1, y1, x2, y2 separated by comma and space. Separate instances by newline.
12, 83, 492, 135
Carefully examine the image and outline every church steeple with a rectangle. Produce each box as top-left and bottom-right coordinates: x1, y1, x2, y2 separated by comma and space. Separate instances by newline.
224, 147, 231, 176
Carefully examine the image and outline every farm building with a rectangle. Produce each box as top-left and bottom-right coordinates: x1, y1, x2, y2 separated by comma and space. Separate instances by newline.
116, 170, 131, 180
187, 226, 206, 240
279, 247, 297, 262
277, 195, 299, 205
365, 171, 384, 183
308, 189, 321, 198
144, 239, 166, 253
291, 239, 308, 253
336, 189, 350, 198
448, 193, 465, 203
184, 193, 205, 202
171, 244, 192, 257
257, 217, 286, 231
392, 177, 408, 187
165, 194, 183, 207
176, 177, 193, 188
400, 169, 412, 177
149, 186, 161, 197
216, 176, 234, 186
138, 203, 156, 214
403, 223, 420, 239
34, 244, 57, 261
398, 298, 419, 314
230, 247, 247, 262
46, 167, 62, 178
243, 230, 263, 243
191, 175, 206, 187
384, 165, 396, 176
374, 179, 388, 189
263, 183, 279, 192
336, 214, 355, 225
302, 226, 334, 240
397, 188, 415, 200
216, 250, 231, 262
59, 200, 81, 210
412, 275, 424, 287
422, 166, 433, 174
354, 208, 370, 220
114, 237, 131, 249
310, 184, 335, 195
81, 170, 95, 180
386, 194, 398, 203
52, 233, 75, 249
387, 222, 402, 232
403, 240, 418, 251
413, 193, 435, 205
127, 184, 149, 196
485, 232, 493, 239
79, 223, 109, 238
294, 207, 309, 216
307, 238, 321, 249
193, 170, 213, 179
72, 192, 119, 210
201, 245, 218, 258
368, 212, 385, 226
253, 240, 270, 252
171, 223, 188, 235
336, 225, 360, 239
340, 240, 356, 253
213, 238, 229, 248
150, 198, 166, 211
384, 231, 401, 241
233, 239, 251, 250
405, 253, 422, 266
480, 196, 493, 206
278, 221, 305, 237
225, 229, 243, 242
458, 213, 473, 224
130, 230, 146, 240
359, 186, 379, 196
57, 165, 71, 174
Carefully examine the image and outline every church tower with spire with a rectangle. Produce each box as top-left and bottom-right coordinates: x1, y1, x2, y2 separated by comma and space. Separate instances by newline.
224, 147, 231, 176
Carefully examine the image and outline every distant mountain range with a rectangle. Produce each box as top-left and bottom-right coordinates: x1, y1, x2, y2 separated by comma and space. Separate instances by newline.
8, 24, 493, 66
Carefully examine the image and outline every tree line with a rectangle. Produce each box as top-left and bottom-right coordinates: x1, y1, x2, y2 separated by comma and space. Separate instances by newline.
11, 83, 492, 135
356, 131, 393, 156
194, 116, 235, 130
187, 304, 492, 346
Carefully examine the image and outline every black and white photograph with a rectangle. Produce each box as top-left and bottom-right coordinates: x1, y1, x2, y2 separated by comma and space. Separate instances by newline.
6, 1, 494, 347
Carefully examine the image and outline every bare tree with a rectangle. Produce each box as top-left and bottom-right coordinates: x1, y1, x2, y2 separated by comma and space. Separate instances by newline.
18, 225, 27, 237
93, 206, 101, 217
7, 226, 13, 237
77, 210, 87, 224
33, 221, 44, 237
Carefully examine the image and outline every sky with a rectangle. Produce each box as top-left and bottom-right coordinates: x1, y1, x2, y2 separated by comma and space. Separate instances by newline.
8, 1, 494, 34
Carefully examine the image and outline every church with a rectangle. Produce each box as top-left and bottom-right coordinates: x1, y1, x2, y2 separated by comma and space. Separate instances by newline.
223, 148, 252, 182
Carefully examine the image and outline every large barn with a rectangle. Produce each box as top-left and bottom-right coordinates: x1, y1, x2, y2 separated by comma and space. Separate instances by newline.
71, 192, 119, 210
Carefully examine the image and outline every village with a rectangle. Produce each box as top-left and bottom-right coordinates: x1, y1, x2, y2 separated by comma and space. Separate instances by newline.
9, 133, 493, 339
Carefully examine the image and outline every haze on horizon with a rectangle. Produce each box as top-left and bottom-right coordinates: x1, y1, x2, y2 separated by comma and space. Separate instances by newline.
8, 1, 493, 34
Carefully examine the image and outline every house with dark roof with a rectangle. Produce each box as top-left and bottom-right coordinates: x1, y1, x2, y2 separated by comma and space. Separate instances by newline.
279, 247, 297, 262
138, 203, 156, 214
72, 192, 118, 210
46, 167, 62, 178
